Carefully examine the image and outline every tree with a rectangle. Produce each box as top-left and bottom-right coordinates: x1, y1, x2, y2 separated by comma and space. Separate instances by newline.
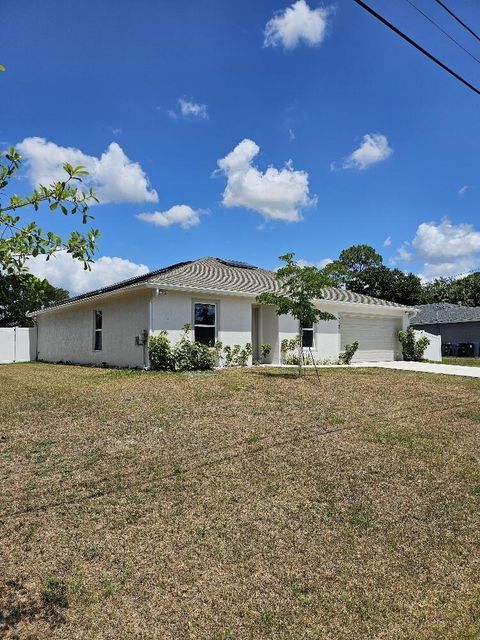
0, 273, 68, 327
420, 273, 480, 307
256, 253, 335, 375
0, 147, 99, 274
337, 244, 383, 273
347, 266, 423, 306
420, 277, 454, 304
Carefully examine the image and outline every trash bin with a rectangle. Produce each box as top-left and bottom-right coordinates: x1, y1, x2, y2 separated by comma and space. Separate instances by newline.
442, 343, 456, 357
457, 343, 474, 357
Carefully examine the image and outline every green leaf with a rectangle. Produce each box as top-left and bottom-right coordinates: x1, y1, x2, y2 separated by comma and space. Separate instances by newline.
0, 64, 5, 72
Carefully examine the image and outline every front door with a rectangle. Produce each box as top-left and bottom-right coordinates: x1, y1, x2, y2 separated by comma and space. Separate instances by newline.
251, 307, 260, 362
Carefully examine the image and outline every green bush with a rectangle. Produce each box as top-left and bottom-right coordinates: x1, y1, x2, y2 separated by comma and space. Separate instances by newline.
398, 327, 430, 362
173, 327, 215, 371
149, 326, 214, 371
261, 343, 272, 362
280, 336, 300, 364
149, 331, 174, 371
338, 341, 359, 365
223, 343, 252, 367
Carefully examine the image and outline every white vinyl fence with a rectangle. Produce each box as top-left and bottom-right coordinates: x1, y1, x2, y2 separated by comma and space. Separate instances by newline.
414, 329, 441, 362
0, 327, 37, 364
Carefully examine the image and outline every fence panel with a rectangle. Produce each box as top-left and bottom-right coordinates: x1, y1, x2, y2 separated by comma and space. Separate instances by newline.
414, 329, 441, 362
0, 327, 36, 363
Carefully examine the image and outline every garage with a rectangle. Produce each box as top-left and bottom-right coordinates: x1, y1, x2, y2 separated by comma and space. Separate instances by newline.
340, 314, 402, 362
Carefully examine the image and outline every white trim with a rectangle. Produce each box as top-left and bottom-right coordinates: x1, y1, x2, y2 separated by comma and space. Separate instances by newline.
193, 301, 217, 346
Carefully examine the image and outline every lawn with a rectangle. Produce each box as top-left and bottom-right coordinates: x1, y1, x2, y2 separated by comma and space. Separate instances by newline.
443, 357, 480, 367
1, 363, 480, 639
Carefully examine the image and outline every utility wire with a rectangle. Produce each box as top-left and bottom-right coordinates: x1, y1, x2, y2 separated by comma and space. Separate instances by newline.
404, 0, 480, 65
352, 0, 480, 96
433, 0, 480, 43
0, 395, 477, 521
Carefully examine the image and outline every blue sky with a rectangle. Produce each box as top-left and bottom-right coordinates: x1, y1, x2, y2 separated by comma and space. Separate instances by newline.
2, 0, 480, 294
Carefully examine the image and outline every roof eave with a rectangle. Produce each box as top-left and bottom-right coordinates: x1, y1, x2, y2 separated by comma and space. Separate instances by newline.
27, 282, 151, 317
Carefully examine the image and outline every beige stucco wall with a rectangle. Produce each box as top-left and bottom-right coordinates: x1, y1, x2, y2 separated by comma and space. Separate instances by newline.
36, 287, 412, 368
151, 290, 253, 357
37, 290, 150, 368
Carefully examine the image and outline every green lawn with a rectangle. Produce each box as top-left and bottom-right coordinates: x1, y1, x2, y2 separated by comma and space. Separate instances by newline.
1, 362, 480, 639
443, 357, 480, 367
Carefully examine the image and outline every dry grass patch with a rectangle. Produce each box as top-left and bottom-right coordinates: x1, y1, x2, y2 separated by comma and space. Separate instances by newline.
1, 363, 480, 639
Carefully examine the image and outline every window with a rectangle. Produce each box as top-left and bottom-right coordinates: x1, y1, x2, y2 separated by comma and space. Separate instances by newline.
301, 320, 314, 348
194, 303, 216, 346
94, 310, 103, 350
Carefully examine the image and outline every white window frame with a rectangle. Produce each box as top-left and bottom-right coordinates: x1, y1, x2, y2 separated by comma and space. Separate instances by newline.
301, 320, 315, 349
93, 310, 103, 351
193, 301, 217, 346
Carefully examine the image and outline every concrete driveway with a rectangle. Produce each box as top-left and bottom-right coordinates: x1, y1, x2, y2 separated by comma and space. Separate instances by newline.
353, 361, 480, 378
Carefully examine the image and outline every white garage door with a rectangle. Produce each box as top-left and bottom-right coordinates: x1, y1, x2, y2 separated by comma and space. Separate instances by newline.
340, 315, 402, 362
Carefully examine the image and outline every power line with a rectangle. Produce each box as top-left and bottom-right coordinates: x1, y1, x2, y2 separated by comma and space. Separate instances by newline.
0, 395, 477, 521
403, 0, 480, 65
352, 0, 480, 96
433, 0, 480, 43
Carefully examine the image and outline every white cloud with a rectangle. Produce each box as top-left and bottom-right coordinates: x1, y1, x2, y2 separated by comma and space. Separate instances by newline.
419, 258, 476, 281
458, 185, 468, 196
383, 236, 392, 247
264, 0, 330, 49
16, 137, 158, 204
288, 128, 296, 142
297, 258, 333, 269
395, 219, 480, 280
28, 251, 150, 296
216, 138, 315, 222
136, 204, 201, 229
333, 133, 393, 171
169, 98, 208, 120
412, 219, 480, 261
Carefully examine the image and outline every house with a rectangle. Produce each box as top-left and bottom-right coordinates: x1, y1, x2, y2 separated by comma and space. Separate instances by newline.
411, 303, 480, 357
28, 257, 415, 367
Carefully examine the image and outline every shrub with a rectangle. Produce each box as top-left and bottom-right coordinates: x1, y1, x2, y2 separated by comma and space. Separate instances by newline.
213, 340, 224, 366
223, 343, 252, 367
149, 326, 215, 371
261, 343, 272, 362
338, 341, 359, 365
173, 325, 215, 371
149, 331, 174, 371
281, 336, 300, 364
398, 327, 430, 362
236, 343, 252, 366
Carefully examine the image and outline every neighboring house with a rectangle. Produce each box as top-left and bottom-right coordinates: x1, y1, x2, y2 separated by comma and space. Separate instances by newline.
411, 303, 480, 356
28, 257, 415, 367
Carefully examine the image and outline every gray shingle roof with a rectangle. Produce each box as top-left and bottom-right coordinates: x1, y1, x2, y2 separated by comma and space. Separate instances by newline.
411, 303, 480, 325
34, 257, 412, 312
146, 257, 409, 307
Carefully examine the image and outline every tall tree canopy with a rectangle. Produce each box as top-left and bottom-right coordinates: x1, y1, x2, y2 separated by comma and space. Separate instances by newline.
0, 148, 99, 274
337, 244, 383, 273
0, 273, 69, 327
420, 273, 480, 306
326, 244, 422, 306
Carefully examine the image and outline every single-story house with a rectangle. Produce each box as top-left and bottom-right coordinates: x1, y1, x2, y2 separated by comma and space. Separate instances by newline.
28, 257, 415, 367
411, 303, 480, 356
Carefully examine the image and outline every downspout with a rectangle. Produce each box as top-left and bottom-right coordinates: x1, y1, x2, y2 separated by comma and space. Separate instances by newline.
145, 287, 160, 369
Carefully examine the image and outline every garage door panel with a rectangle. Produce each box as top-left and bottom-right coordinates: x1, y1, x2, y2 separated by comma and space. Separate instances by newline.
340, 315, 402, 362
